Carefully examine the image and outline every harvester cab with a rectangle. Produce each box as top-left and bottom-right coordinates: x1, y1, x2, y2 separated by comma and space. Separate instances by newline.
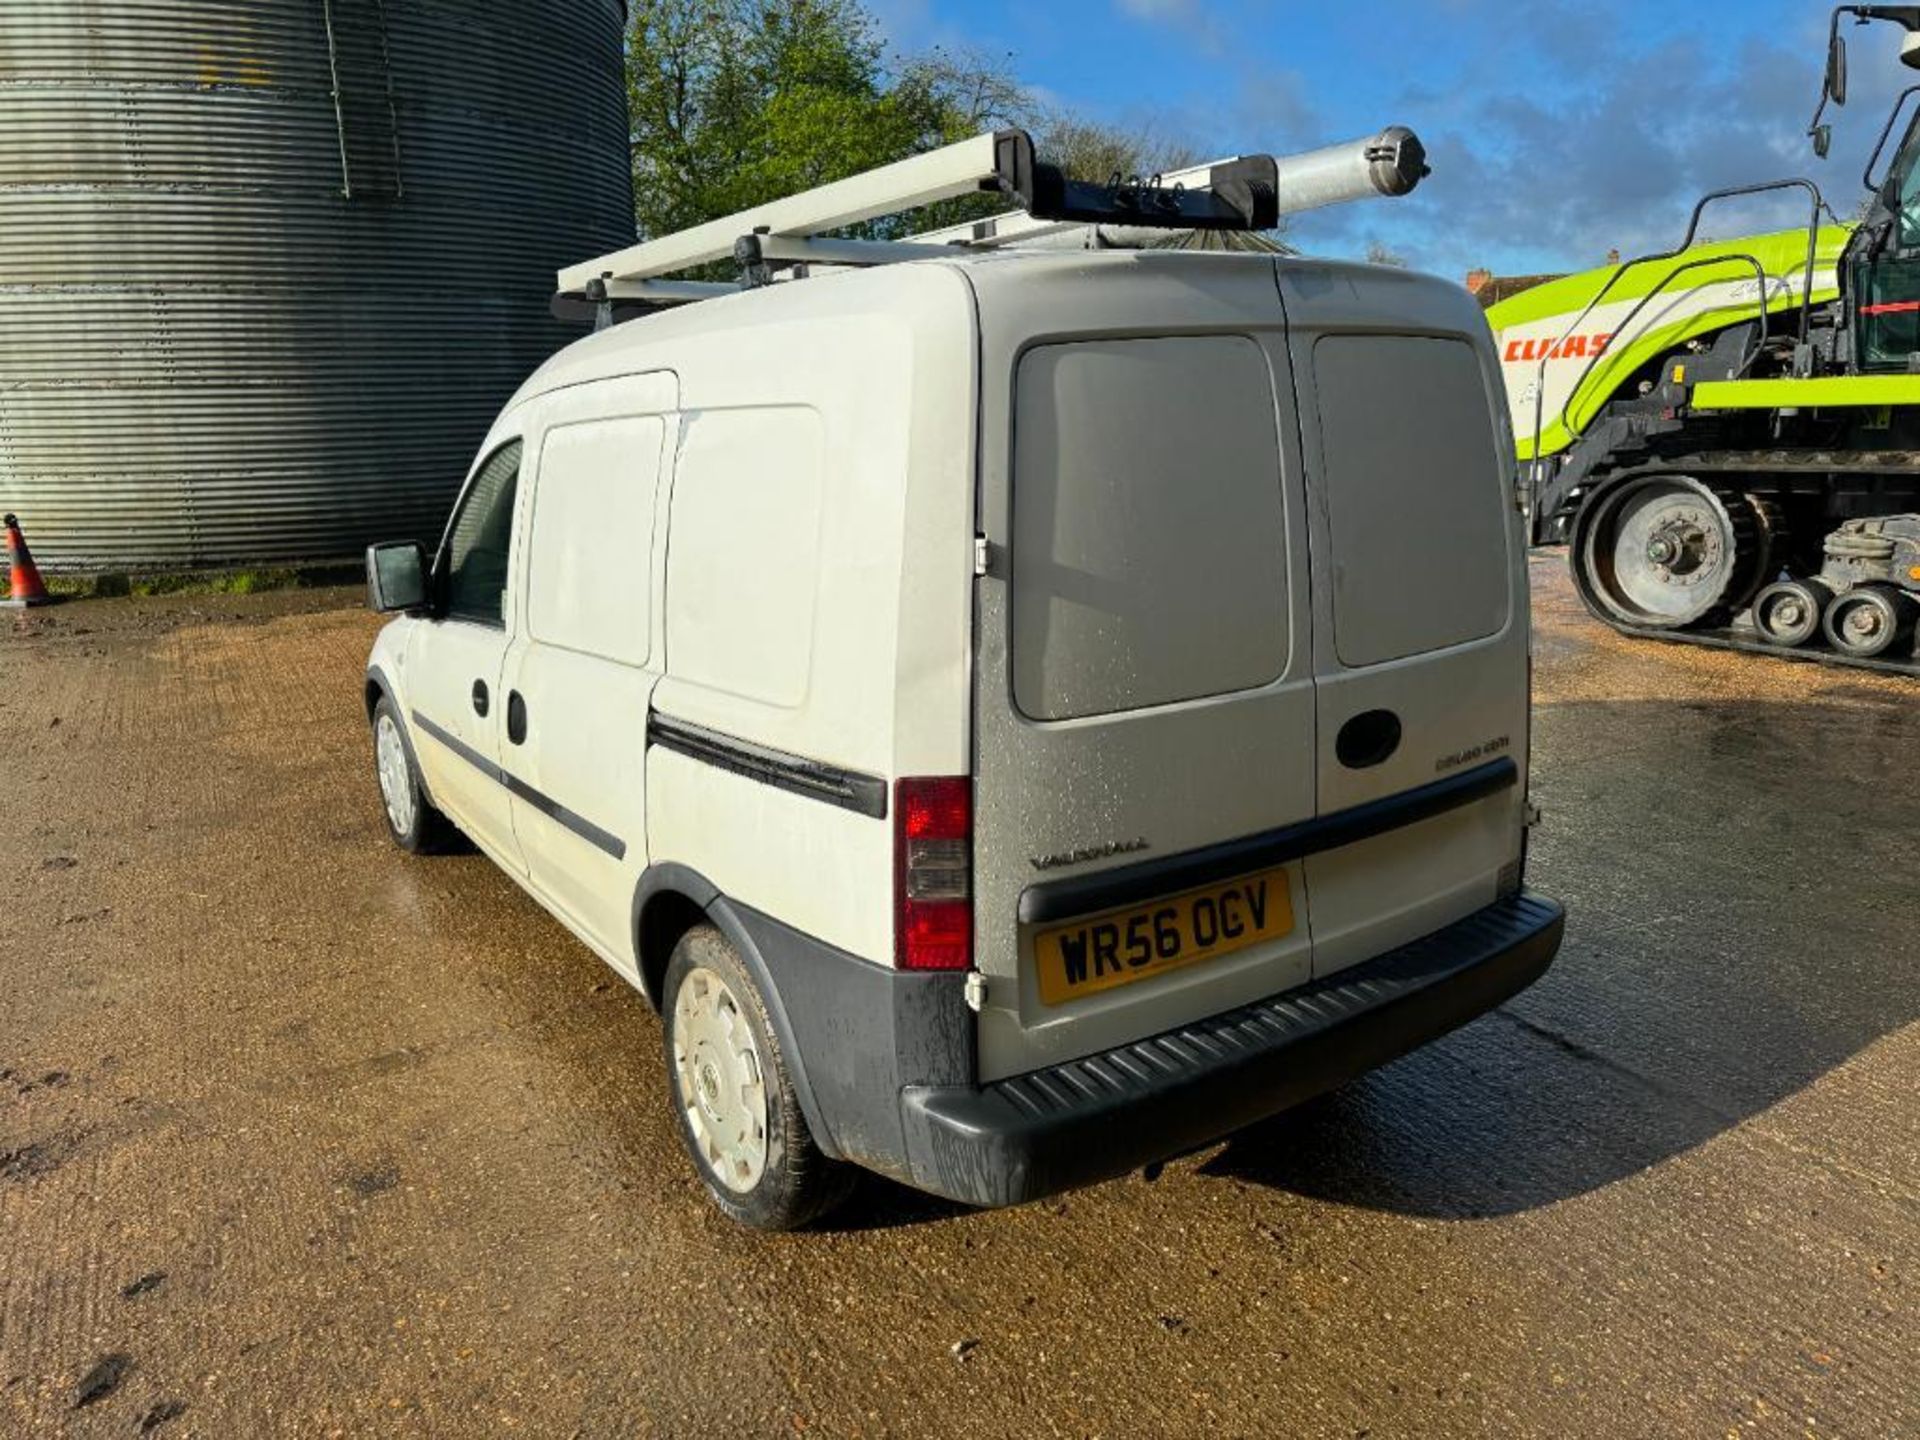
1816, 6, 1920, 375
1483, 4, 1920, 675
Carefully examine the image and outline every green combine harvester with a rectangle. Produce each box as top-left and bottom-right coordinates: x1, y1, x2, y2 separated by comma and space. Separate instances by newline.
1487, 5, 1920, 673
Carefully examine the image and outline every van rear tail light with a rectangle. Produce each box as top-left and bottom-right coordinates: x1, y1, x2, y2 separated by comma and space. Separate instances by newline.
895, 776, 972, 971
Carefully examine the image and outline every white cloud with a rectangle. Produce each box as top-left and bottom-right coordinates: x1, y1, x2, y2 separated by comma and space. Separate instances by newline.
1286, 19, 1911, 280
1111, 0, 1227, 54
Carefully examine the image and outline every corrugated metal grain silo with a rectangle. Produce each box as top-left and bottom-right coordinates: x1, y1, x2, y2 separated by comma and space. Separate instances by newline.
0, 0, 633, 571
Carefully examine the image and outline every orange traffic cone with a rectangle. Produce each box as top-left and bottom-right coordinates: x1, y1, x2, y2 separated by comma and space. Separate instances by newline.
3, 513, 52, 608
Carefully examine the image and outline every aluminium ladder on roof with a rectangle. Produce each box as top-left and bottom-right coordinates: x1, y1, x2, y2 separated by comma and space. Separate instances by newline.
554, 128, 1280, 307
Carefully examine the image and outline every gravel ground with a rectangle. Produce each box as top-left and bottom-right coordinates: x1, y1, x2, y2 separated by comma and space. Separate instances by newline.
1, 558, 1914, 1438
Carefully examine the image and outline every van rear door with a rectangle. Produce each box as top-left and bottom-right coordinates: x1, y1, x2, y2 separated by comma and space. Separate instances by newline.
965, 254, 1318, 1083
1282, 277, 1530, 978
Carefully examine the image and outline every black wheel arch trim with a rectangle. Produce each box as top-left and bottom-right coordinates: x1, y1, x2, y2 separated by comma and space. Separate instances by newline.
365, 665, 438, 812
365, 664, 394, 720
631, 862, 842, 1161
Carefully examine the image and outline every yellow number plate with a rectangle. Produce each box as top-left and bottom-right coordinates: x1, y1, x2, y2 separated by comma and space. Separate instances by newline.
1033, 865, 1295, 1006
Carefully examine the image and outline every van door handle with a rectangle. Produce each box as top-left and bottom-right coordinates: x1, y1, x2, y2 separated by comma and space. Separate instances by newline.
471, 679, 489, 717
507, 691, 527, 746
1336, 709, 1402, 769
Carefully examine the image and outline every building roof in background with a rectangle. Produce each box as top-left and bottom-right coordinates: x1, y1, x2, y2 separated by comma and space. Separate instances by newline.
1464, 268, 1563, 309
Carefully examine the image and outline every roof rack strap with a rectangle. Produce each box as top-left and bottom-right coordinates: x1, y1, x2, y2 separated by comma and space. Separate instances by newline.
1018, 156, 1281, 231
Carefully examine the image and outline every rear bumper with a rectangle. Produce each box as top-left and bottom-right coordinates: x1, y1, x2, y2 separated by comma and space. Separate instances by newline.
895, 891, 1564, 1209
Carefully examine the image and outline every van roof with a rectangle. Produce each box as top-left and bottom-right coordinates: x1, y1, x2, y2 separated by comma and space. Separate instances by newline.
511, 247, 1479, 412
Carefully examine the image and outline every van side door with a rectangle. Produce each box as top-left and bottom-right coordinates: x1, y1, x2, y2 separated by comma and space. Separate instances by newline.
404, 437, 528, 874
499, 374, 677, 970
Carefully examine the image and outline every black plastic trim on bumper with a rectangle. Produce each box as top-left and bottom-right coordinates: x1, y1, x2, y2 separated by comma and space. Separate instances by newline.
1016, 757, 1518, 925
899, 891, 1564, 1209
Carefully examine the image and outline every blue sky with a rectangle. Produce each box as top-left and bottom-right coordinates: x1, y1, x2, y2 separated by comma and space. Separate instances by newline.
869, 0, 1920, 280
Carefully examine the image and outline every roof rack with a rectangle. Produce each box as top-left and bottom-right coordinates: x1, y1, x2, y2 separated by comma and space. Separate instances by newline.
554, 128, 1278, 307
551, 125, 1428, 325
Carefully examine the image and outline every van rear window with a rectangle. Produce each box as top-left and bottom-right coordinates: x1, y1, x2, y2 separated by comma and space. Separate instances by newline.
1312, 335, 1512, 667
1011, 336, 1290, 722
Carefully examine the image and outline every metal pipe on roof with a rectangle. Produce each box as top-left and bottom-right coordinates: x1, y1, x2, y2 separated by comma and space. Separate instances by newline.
1265, 126, 1431, 217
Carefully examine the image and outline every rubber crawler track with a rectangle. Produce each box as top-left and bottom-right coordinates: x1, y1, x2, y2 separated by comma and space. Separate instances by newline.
1568, 469, 1920, 677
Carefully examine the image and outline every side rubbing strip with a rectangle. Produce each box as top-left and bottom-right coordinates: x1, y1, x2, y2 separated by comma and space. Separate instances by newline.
647, 713, 888, 820
1017, 758, 1518, 926
410, 711, 627, 861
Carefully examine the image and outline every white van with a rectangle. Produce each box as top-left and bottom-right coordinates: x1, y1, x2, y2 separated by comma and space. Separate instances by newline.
362, 139, 1563, 1228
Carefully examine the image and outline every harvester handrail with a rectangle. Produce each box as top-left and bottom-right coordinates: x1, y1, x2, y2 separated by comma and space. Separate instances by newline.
1863, 85, 1920, 192
1548, 252, 1771, 443
1528, 179, 1825, 466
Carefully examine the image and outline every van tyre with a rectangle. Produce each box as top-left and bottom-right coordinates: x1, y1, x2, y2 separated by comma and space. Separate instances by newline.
662, 924, 852, 1230
371, 695, 456, 854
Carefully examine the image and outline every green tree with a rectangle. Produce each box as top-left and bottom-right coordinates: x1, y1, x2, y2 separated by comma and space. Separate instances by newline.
627, 0, 956, 242
624, 0, 1197, 253
1039, 116, 1199, 186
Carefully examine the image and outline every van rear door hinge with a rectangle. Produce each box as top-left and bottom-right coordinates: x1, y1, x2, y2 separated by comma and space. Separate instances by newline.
973, 535, 992, 576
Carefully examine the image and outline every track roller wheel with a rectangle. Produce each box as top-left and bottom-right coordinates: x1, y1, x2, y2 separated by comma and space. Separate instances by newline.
1822, 585, 1918, 660
1570, 474, 1769, 631
1751, 577, 1833, 649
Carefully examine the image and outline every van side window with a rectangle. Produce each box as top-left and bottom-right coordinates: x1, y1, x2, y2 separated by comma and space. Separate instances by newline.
526, 416, 665, 666
665, 407, 823, 707
443, 440, 522, 627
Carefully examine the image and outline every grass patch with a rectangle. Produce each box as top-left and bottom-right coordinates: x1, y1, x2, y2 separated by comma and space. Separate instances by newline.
44, 563, 362, 600
129, 567, 304, 597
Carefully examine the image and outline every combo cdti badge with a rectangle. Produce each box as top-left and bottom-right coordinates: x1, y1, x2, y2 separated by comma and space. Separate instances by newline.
361, 132, 1565, 1229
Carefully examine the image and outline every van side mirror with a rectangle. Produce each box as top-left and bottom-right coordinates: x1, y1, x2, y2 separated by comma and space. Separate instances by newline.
366, 541, 430, 613
1829, 31, 1849, 106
